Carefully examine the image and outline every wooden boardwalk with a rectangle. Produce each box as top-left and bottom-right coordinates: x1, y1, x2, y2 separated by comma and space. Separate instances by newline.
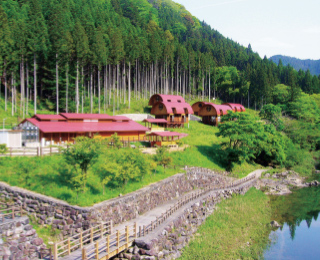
59, 224, 137, 260
57, 172, 258, 260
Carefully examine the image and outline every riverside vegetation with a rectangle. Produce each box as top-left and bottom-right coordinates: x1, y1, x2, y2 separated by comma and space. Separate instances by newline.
179, 188, 272, 260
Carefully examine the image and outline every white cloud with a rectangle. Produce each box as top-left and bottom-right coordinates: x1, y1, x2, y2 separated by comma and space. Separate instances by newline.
304, 26, 320, 35
254, 37, 294, 49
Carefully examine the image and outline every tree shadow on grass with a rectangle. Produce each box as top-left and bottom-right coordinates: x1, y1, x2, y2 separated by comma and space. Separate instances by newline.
196, 144, 229, 170
58, 192, 73, 202
87, 183, 101, 195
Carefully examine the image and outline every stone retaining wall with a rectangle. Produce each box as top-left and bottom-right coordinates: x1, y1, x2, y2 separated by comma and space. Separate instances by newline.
117, 183, 254, 260
0, 168, 232, 240
0, 216, 47, 260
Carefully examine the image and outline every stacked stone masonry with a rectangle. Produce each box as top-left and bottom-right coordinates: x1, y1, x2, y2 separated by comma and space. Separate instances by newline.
118, 184, 255, 260
0, 167, 233, 241
0, 216, 47, 260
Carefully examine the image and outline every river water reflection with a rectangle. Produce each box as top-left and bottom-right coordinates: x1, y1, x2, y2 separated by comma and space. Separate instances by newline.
264, 175, 320, 259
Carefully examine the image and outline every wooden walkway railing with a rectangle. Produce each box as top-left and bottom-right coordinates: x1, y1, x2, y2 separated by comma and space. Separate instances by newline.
81, 223, 137, 260
56, 173, 256, 260
0, 205, 24, 224
53, 221, 112, 259
138, 174, 256, 236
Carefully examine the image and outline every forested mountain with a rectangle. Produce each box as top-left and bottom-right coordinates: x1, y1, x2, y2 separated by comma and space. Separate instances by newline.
1, 0, 320, 118
270, 55, 320, 76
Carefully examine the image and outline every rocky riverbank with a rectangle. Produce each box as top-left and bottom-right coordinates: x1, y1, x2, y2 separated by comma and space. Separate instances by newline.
258, 170, 319, 195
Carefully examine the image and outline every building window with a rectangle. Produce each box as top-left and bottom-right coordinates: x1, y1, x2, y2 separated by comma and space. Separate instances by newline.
206, 106, 211, 112
159, 104, 164, 111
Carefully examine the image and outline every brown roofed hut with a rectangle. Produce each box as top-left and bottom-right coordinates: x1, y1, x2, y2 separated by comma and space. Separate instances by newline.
223, 103, 246, 112
150, 101, 194, 128
191, 101, 211, 115
148, 94, 185, 106
198, 103, 232, 126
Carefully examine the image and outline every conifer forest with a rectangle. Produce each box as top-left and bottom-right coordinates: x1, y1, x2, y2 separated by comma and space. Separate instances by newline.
1, 0, 320, 117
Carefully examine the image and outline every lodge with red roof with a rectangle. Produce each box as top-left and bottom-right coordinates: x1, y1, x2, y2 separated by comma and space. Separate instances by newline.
148, 94, 194, 128
18, 113, 149, 146
193, 101, 245, 126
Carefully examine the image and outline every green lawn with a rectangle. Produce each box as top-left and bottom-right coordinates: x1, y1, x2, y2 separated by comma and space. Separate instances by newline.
0, 154, 182, 207
171, 121, 263, 177
179, 188, 272, 260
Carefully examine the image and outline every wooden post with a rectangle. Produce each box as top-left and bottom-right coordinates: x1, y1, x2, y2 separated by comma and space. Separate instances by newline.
134, 222, 137, 238
106, 235, 110, 257
53, 243, 58, 260
80, 230, 83, 248
143, 225, 146, 236
100, 223, 103, 238
116, 230, 120, 254
68, 238, 71, 255
90, 227, 93, 243
95, 241, 99, 260
12, 207, 14, 219
139, 226, 141, 238
126, 226, 129, 247
82, 248, 87, 260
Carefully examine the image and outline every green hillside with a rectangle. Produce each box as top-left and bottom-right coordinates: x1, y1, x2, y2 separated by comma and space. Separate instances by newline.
1, 0, 320, 119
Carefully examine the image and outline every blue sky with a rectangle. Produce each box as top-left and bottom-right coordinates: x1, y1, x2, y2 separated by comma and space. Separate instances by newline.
173, 0, 320, 60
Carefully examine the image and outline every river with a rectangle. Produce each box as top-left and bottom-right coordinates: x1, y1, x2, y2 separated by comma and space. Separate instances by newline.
263, 175, 320, 259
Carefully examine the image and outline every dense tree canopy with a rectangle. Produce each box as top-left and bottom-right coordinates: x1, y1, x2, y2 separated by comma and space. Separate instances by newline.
1, 0, 320, 117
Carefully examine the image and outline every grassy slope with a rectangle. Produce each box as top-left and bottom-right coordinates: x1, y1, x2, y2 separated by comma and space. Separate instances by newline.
172, 120, 262, 178
0, 95, 262, 206
0, 154, 181, 207
179, 188, 272, 260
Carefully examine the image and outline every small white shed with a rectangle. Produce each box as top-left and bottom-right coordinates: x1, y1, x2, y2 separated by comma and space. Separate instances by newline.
0, 130, 22, 148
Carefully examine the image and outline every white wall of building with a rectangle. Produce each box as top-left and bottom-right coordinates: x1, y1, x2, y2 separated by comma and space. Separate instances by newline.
0, 130, 22, 148
0, 131, 9, 146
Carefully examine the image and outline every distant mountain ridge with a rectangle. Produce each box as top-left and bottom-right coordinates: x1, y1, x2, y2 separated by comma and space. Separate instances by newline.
269, 55, 320, 76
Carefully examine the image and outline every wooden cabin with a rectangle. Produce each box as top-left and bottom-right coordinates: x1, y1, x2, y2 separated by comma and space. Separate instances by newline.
149, 94, 194, 128
196, 102, 246, 126
198, 103, 232, 126
18, 113, 149, 146
191, 101, 211, 116
223, 103, 246, 112
148, 94, 185, 106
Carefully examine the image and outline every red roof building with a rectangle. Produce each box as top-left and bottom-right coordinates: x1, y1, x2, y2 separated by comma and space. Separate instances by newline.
222, 103, 246, 112
191, 101, 211, 115
148, 94, 185, 106
149, 94, 194, 128
18, 113, 148, 146
195, 102, 241, 126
